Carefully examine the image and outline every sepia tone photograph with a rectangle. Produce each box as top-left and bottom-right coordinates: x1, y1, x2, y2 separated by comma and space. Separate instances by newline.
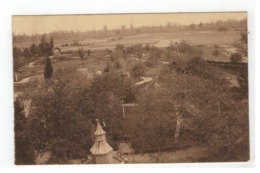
12, 12, 249, 165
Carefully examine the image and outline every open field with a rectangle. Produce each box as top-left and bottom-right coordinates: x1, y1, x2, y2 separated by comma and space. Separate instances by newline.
57, 30, 241, 52
14, 30, 241, 52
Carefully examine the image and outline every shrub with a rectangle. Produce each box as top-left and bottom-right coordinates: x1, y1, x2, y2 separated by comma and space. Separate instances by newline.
78, 47, 85, 59
230, 53, 242, 63
145, 61, 156, 68
131, 62, 145, 78
176, 40, 202, 57
212, 45, 220, 57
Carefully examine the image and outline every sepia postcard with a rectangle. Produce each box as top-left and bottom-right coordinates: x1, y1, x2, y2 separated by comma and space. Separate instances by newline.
12, 12, 249, 165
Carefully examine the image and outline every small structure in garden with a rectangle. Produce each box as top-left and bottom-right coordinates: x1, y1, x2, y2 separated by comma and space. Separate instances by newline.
90, 119, 114, 164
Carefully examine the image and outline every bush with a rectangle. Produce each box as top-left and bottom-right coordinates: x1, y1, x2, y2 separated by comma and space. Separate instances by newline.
212, 45, 220, 57
230, 53, 242, 63
240, 31, 247, 44
78, 47, 85, 59
176, 40, 202, 57
145, 61, 156, 68
131, 62, 145, 78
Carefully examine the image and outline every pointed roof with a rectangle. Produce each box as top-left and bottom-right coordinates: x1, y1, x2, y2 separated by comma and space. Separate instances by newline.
94, 119, 106, 135
90, 119, 113, 155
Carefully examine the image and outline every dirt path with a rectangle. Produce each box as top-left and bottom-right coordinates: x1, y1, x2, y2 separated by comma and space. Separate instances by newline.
14, 74, 42, 84
132, 77, 153, 87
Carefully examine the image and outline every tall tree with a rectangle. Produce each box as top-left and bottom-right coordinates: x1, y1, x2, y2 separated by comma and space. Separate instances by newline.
30, 43, 38, 56
44, 57, 53, 81
39, 35, 52, 57
49, 37, 54, 52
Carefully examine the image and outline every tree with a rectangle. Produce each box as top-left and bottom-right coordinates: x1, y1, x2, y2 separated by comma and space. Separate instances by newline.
218, 27, 227, 32
240, 31, 247, 44
212, 45, 220, 57
233, 42, 247, 57
84, 70, 134, 143
189, 23, 196, 30
131, 62, 145, 78
13, 47, 26, 73
78, 47, 85, 59
30, 43, 38, 56
230, 53, 242, 63
22, 69, 94, 163
175, 40, 202, 57
128, 87, 177, 162
39, 35, 52, 57
129, 55, 249, 162
198, 22, 204, 28
39, 35, 48, 57
14, 98, 35, 164
44, 57, 53, 81
13, 46, 22, 59
23, 48, 31, 58
115, 44, 125, 53
49, 37, 54, 52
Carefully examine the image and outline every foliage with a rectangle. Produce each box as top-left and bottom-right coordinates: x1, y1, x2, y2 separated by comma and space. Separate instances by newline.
212, 45, 220, 57
82, 70, 134, 141
129, 87, 177, 155
78, 47, 85, 59
144, 61, 156, 68
240, 31, 247, 44
37, 35, 54, 57
189, 23, 196, 30
115, 44, 125, 53
230, 53, 242, 63
175, 40, 202, 57
131, 62, 146, 78
233, 42, 247, 57
72, 40, 81, 46
114, 60, 122, 69
50, 37, 54, 51
168, 56, 211, 77
129, 55, 249, 162
13, 46, 22, 59
23, 48, 31, 58
24, 69, 94, 163
14, 98, 35, 164
30, 43, 38, 56
237, 67, 248, 99
44, 57, 53, 80
218, 27, 228, 32
18, 68, 136, 163
148, 48, 162, 62
110, 50, 124, 61
125, 44, 143, 54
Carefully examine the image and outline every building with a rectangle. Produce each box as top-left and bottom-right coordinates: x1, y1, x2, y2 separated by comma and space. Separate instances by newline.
90, 120, 114, 164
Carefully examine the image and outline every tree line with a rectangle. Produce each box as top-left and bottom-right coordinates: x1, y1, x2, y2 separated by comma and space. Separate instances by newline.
13, 35, 54, 71
13, 18, 247, 43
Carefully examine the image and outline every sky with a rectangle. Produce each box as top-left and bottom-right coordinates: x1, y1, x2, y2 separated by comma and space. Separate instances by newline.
13, 12, 246, 35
